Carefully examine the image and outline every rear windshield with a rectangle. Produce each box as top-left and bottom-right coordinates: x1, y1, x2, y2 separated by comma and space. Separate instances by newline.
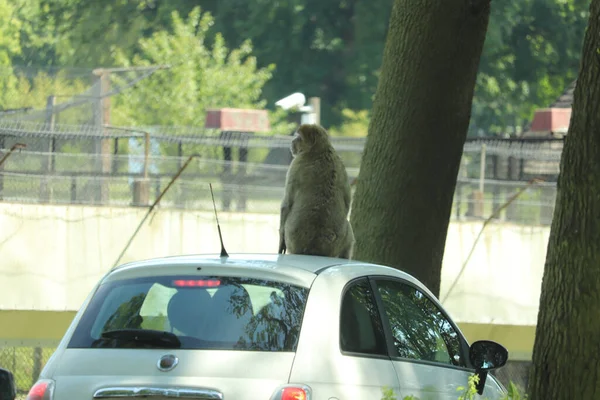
68, 275, 309, 352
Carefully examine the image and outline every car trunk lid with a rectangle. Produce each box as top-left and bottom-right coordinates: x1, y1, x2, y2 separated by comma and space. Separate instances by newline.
51, 348, 295, 399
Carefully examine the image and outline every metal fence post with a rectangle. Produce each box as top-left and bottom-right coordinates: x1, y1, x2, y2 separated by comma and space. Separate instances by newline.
40, 95, 56, 202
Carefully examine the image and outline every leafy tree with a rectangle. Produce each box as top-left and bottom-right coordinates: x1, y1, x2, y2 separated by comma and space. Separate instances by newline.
212, 0, 393, 127
344, 0, 392, 111
0, 0, 21, 67
2, 0, 592, 136
48, 0, 173, 67
527, 0, 600, 398
470, 0, 589, 136
47, 0, 221, 68
328, 109, 369, 137
349, 0, 490, 296
0, 71, 87, 121
110, 7, 274, 127
9, 0, 62, 67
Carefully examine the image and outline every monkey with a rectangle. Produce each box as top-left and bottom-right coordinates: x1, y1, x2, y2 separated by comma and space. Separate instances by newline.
278, 124, 355, 259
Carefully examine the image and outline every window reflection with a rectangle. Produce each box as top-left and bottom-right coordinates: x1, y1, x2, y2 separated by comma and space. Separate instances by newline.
376, 280, 462, 366
339, 278, 387, 356
69, 276, 309, 352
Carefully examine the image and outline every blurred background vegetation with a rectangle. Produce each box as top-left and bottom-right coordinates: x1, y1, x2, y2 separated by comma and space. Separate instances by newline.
0, 0, 590, 136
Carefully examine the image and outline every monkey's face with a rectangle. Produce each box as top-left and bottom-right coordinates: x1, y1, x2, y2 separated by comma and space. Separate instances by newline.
290, 124, 328, 157
290, 133, 304, 156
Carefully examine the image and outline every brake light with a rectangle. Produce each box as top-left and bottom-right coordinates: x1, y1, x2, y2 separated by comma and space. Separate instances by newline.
282, 387, 307, 400
26, 379, 54, 400
270, 384, 311, 400
173, 279, 221, 287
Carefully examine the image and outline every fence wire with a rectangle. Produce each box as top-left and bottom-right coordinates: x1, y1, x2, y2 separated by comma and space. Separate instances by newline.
0, 346, 56, 395
0, 66, 165, 127
0, 120, 563, 224
492, 360, 532, 393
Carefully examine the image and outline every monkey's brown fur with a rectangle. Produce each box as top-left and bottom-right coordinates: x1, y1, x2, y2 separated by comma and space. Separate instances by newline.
278, 124, 355, 259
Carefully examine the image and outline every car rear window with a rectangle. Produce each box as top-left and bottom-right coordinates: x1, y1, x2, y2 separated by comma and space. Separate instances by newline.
68, 275, 309, 352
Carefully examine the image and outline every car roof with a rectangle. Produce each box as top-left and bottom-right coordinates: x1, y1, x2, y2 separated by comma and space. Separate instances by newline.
111, 253, 426, 290
107, 253, 369, 289
114, 253, 365, 275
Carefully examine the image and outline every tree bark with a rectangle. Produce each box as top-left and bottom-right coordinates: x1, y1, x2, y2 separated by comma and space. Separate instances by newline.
528, 1, 600, 398
350, 0, 491, 296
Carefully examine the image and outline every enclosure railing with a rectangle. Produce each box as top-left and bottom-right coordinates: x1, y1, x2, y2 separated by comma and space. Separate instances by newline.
0, 120, 564, 224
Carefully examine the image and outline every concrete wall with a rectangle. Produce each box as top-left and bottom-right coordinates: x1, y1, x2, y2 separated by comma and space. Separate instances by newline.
0, 202, 548, 326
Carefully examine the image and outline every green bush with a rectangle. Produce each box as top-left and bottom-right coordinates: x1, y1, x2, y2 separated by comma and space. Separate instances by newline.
381, 373, 527, 400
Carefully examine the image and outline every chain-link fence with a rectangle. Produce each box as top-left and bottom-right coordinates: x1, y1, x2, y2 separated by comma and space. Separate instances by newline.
0, 120, 360, 213
492, 360, 531, 393
455, 138, 562, 225
0, 346, 56, 396
1, 120, 563, 224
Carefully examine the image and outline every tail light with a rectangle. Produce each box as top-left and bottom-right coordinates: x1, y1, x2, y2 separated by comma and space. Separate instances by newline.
26, 379, 54, 400
270, 384, 312, 400
173, 279, 221, 287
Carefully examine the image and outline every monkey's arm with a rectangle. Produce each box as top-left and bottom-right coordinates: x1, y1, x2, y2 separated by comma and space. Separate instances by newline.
343, 169, 352, 213
279, 183, 293, 254
278, 202, 291, 254
344, 183, 352, 212
279, 163, 298, 254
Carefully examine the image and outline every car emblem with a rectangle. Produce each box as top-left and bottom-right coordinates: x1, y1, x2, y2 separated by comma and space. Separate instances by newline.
157, 354, 179, 372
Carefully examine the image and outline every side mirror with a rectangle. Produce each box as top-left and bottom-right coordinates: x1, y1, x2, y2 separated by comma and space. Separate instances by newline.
469, 340, 508, 371
468, 340, 509, 395
0, 368, 16, 400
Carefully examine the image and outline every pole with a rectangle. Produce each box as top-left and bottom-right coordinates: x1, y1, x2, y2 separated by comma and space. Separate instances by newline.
479, 143, 486, 192
220, 131, 232, 211
102, 125, 151, 206
40, 95, 56, 202
237, 133, 248, 212
92, 69, 112, 204
100, 71, 111, 203
143, 131, 150, 180
308, 97, 321, 125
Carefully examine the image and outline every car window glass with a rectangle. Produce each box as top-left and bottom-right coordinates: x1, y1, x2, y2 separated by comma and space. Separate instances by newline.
375, 279, 463, 366
339, 278, 387, 356
70, 276, 309, 352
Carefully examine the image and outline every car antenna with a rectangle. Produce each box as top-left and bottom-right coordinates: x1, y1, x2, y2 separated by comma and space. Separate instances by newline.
209, 183, 229, 258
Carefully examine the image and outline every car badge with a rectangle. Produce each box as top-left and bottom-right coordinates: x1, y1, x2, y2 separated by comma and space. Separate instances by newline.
157, 354, 179, 372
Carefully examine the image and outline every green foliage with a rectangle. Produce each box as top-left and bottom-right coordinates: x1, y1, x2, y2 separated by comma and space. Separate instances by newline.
457, 373, 480, 400
111, 7, 274, 128
329, 109, 370, 137
210, 0, 589, 132
502, 382, 528, 400
382, 376, 528, 400
1, 0, 592, 135
211, 0, 392, 127
381, 386, 419, 400
470, 0, 589, 136
0, 0, 22, 66
381, 386, 396, 400
0, 70, 87, 122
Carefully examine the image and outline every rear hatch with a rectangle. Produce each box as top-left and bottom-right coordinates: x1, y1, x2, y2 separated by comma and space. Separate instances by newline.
50, 272, 310, 399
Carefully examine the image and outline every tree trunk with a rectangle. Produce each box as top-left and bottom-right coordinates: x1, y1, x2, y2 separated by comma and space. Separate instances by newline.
528, 1, 600, 398
349, 0, 491, 296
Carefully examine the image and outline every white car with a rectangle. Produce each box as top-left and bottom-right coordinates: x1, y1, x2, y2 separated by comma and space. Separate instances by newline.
23, 254, 508, 400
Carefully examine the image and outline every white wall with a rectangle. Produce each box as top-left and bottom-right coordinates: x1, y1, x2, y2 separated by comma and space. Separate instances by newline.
0, 202, 547, 325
